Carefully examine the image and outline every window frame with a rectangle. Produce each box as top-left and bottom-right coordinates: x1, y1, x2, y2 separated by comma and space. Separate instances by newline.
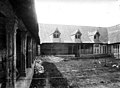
75, 33, 81, 39
53, 32, 60, 38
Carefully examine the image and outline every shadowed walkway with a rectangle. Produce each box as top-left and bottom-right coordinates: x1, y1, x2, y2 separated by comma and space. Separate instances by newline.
30, 61, 69, 88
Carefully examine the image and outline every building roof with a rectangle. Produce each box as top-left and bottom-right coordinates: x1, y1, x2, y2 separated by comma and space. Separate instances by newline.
39, 24, 108, 44
107, 24, 120, 44
71, 29, 82, 36
9, 0, 40, 44
51, 28, 61, 35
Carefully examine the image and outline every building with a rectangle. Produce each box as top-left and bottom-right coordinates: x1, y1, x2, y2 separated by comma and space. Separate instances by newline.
40, 24, 109, 57
0, 0, 40, 88
107, 25, 120, 59
40, 24, 120, 59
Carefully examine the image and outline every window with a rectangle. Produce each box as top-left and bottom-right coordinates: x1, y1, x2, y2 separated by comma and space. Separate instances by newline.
94, 44, 99, 47
95, 48, 96, 53
94, 31, 100, 40
53, 32, 60, 38
97, 49, 99, 54
75, 34, 81, 39
94, 35, 96, 39
53, 29, 60, 38
113, 44, 117, 53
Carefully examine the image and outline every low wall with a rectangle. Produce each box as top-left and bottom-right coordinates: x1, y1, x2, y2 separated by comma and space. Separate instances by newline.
77, 54, 114, 59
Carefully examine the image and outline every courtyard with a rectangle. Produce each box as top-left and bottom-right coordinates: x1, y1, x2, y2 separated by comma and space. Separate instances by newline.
30, 56, 120, 88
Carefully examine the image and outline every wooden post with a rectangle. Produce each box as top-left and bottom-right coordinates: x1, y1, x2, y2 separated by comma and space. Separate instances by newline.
20, 31, 27, 76
32, 39, 34, 63
92, 44, 94, 54
6, 19, 18, 88
118, 44, 120, 59
117, 44, 118, 58
79, 44, 81, 57
13, 25, 17, 88
72, 45, 73, 54
45, 72, 50, 88
27, 36, 32, 68
84, 44, 85, 54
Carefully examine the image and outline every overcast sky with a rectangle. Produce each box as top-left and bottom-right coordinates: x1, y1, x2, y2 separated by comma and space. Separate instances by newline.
35, 0, 120, 27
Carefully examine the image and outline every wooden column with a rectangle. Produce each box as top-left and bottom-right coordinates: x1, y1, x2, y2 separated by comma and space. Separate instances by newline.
117, 44, 119, 59
51, 45, 52, 55
31, 39, 33, 63
92, 44, 94, 54
84, 44, 85, 54
79, 44, 81, 57
27, 36, 32, 68
32, 39, 35, 63
20, 31, 27, 76
34, 42, 36, 58
72, 45, 73, 54
6, 19, 18, 88
119, 44, 120, 59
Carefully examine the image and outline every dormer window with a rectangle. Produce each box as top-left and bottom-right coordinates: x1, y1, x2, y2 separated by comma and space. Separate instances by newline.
53, 28, 61, 38
75, 33, 81, 39
75, 30, 82, 39
94, 31, 100, 40
53, 32, 60, 38
94, 35, 96, 39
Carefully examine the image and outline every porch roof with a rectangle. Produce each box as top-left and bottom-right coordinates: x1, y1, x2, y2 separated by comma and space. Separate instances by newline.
9, 0, 40, 44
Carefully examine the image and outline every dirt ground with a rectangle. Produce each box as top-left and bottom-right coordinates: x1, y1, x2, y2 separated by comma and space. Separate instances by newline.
32, 56, 120, 88
54, 60, 120, 88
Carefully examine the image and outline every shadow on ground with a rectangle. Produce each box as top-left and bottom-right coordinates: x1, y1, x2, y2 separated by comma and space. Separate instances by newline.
30, 61, 69, 88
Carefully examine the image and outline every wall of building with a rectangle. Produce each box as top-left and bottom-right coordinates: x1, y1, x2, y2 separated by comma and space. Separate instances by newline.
0, 12, 7, 88
41, 43, 93, 56
53, 38, 61, 43
41, 43, 69, 55
111, 44, 120, 59
75, 39, 82, 43
0, 1, 39, 88
41, 43, 113, 58
93, 44, 108, 54
79, 44, 93, 54
0, 13, 6, 61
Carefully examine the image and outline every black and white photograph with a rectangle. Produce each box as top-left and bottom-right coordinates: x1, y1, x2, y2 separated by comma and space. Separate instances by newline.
0, 0, 120, 88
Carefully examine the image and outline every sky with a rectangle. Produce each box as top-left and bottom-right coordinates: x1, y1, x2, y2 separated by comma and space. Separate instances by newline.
35, 0, 120, 27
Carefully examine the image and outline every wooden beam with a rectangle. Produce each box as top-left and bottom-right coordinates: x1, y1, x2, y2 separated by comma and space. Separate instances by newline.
6, 19, 18, 88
